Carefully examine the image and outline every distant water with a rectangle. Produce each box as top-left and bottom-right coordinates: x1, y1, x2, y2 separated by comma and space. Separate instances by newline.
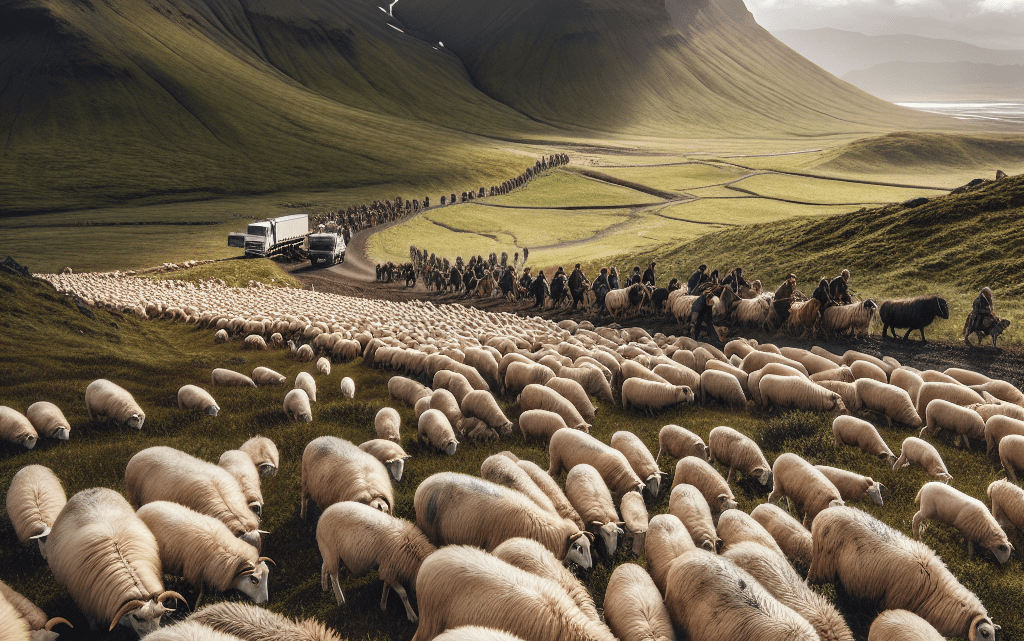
896, 101, 1024, 125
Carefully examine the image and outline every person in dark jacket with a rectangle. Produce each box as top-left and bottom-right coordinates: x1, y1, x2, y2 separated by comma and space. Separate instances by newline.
628, 266, 641, 286
498, 266, 516, 299
969, 286, 997, 334
642, 262, 656, 287
687, 264, 708, 294
551, 268, 568, 307
691, 290, 718, 343
772, 274, 798, 326
708, 269, 720, 289
530, 270, 549, 308
592, 268, 610, 311
722, 267, 749, 293
568, 264, 587, 309
519, 267, 533, 293
829, 269, 852, 305
812, 277, 833, 310
608, 266, 620, 290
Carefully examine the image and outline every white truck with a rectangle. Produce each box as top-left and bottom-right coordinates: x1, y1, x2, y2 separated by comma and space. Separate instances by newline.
228, 213, 309, 258
308, 232, 346, 265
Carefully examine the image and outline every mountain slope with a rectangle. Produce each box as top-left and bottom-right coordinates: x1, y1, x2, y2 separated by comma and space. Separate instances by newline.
843, 61, 1024, 102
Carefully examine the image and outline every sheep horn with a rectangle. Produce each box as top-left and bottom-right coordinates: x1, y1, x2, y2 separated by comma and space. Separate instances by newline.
44, 617, 73, 631
158, 591, 187, 606
109, 600, 146, 631
258, 556, 276, 567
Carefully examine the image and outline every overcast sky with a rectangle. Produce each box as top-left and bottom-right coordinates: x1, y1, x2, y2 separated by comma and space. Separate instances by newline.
747, 0, 1024, 49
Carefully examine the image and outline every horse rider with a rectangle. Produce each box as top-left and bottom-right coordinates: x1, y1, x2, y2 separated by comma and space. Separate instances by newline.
772, 273, 798, 326
829, 269, 852, 306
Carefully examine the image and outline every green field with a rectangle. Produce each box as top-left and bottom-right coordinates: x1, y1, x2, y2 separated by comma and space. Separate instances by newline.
485, 170, 663, 207
728, 173, 947, 205
593, 163, 750, 193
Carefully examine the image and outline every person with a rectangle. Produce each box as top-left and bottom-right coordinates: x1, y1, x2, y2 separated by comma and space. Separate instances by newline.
628, 266, 642, 286
530, 270, 549, 308
551, 268, 568, 307
722, 266, 749, 294
642, 262, 656, 287
708, 269, 720, 289
691, 289, 719, 343
498, 266, 515, 299
518, 267, 533, 293
969, 287, 997, 336
523, 247, 530, 264
772, 274, 798, 326
592, 268, 610, 311
608, 266, 620, 290
687, 264, 708, 294
811, 277, 833, 310
829, 269, 852, 306
568, 264, 587, 309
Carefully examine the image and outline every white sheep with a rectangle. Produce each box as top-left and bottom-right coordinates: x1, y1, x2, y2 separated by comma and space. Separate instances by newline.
699, 369, 747, 409
218, 450, 263, 516
243, 335, 267, 351
283, 389, 313, 423
657, 424, 708, 461
301, 436, 394, 517
0, 578, 72, 641
429, 388, 465, 431
339, 377, 355, 399
518, 384, 590, 431
832, 415, 895, 465
868, 610, 945, 641
548, 428, 646, 497
984, 415, 1024, 461
431, 627, 526, 641
645, 513, 696, 593
389, 376, 431, 407
757, 374, 846, 413
854, 378, 922, 427
921, 398, 985, 449
741, 350, 809, 376
463, 347, 501, 390
187, 601, 343, 641
315, 356, 331, 376
810, 366, 855, 383
915, 381, 984, 419
374, 407, 402, 442
505, 455, 585, 529
0, 406, 38, 450
317, 501, 435, 622
620, 378, 694, 415
779, 346, 841, 375
239, 436, 279, 477
850, 359, 887, 383
557, 366, 614, 404
747, 364, 805, 406
708, 425, 770, 485
808, 506, 1000, 641
414, 396, 432, 422
893, 437, 952, 483
815, 380, 862, 413
890, 367, 925, 402
813, 465, 884, 506
84, 379, 146, 429
25, 402, 70, 441
251, 367, 285, 386
5, 464, 66, 558
671, 456, 737, 512
504, 361, 556, 395
295, 343, 315, 362
210, 369, 257, 388
841, 349, 891, 375
294, 371, 317, 403
618, 490, 648, 555
177, 385, 220, 416
998, 434, 1024, 482
602, 564, 674, 641
565, 464, 624, 557
418, 409, 459, 456
360, 439, 411, 481
653, 362, 702, 393
913, 482, 1012, 563
136, 501, 272, 604
668, 483, 718, 551
716, 509, 784, 557
518, 409, 572, 443
610, 430, 666, 498
750, 502, 812, 569
970, 380, 1024, 406
988, 479, 1024, 538
214, 329, 229, 344
460, 390, 514, 436
492, 537, 600, 623
545, 377, 597, 422
768, 453, 844, 527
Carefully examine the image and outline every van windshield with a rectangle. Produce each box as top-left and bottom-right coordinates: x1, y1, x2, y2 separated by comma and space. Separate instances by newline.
247, 225, 268, 236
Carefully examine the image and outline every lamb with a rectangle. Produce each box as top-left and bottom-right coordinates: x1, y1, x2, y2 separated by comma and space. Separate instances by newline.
0, 579, 72, 641
136, 501, 272, 604
6, 464, 66, 558
25, 402, 70, 441
984, 415, 1024, 461
915, 382, 984, 419
461, 390, 514, 436
620, 378, 694, 415
619, 490, 649, 555
750, 503, 813, 569
545, 377, 597, 422
867, 610, 945, 641
708, 425, 771, 485
492, 537, 600, 623
854, 379, 922, 427
188, 601, 343, 641
177, 385, 220, 416
893, 437, 952, 482
504, 361, 557, 394
315, 357, 331, 376
411, 545, 613, 641
251, 367, 286, 386
239, 436, 278, 477
317, 501, 435, 622
301, 436, 394, 516
210, 369, 257, 388
294, 371, 317, 403
921, 398, 985, 448
375, 407, 402, 442
913, 482, 1012, 563
668, 483, 718, 551
768, 452, 844, 527
610, 430, 666, 498
722, 541, 854, 641
389, 376, 431, 407
339, 377, 355, 399
125, 446, 262, 546
429, 388, 465, 431
413, 473, 593, 568
645, 513, 696, 593
46, 487, 182, 636
218, 450, 263, 516
84, 379, 146, 429
663, 549, 820, 641
879, 296, 949, 342
283, 389, 313, 423
481, 454, 559, 515
548, 429, 646, 497
518, 409, 573, 442
671, 456, 737, 512
565, 464, 624, 557
602, 564, 674, 641
505, 455, 585, 529
758, 374, 846, 413
998, 434, 1024, 481
988, 479, 1024, 537
814, 465, 884, 505
518, 384, 590, 431
808, 505, 1000, 641
657, 424, 708, 461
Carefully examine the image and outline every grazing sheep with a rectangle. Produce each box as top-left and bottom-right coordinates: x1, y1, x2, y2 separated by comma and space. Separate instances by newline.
519, 384, 590, 431
985, 415, 1024, 461
657, 424, 708, 461
492, 538, 600, 623
913, 482, 1012, 563
920, 369, 962, 384
317, 501, 435, 622
359, 439, 411, 481
0, 406, 38, 450
758, 374, 846, 413
779, 347, 841, 376
251, 367, 285, 386
814, 465, 884, 505
723, 542, 854, 641
602, 564, 675, 641
668, 483, 718, 551
482, 454, 559, 515
411, 545, 613, 641
431, 628, 526, 641
868, 610, 945, 641
655, 362, 701, 393
389, 376, 431, 407
294, 371, 317, 403
970, 380, 1024, 406
815, 380, 862, 413
339, 377, 355, 399
136, 502, 272, 604
429, 389, 465, 432
854, 379, 922, 427
808, 506, 1000, 640
506, 456, 585, 529
6, 464, 66, 558
768, 453, 844, 527
610, 430, 666, 498
973, 401, 1024, 423
664, 549, 819, 641
218, 451, 263, 516
214, 329, 229, 344
545, 377, 597, 422
565, 464, 624, 557
548, 429, 646, 498
747, 363, 805, 406
893, 437, 952, 482
463, 347, 501, 390
921, 398, 985, 448
810, 366, 855, 383
750, 503, 813, 569
619, 491, 648, 555
210, 369, 257, 388
243, 335, 267, 351
413, 473, 593, 568
699, 369, 747, 409
46, 488, 182, 637
620, 378, 694, 415
295, 344, 315, 362
671, 456, 737, 512
0, 579, 72, 640
283, 389, 312, 423
915, 382, 984, 420
461, 390, 514, 436
518, 409, 572, 442
832, 416, 895, 467
988, 479, 1024, 537
84, 379, 146, 429
879, 296, 949, 342
25, 402, 70, 441
269, 333, 284, 349
301, 436, 393, 517
741, 351, 809, 376
188, 601, 343, 641
504, 361, 556, 395
238, 436, 278, 478
716, 509, 784, 556
945, 368, 992, 386
645, 514, 696, 593
177, 385, 220, 416
375, 407, 401, 442
315, 357, 331, 376
998, 434, 1024, 481
433, 370, 474, 405
890, 367, 925, 402
708, 425, 771, 485
850, 359, 887, 383
557, 366, 615, 404
842, 350, 893, 374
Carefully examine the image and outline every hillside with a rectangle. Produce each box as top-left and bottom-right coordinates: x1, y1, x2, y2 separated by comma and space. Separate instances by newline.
843, 61, 1024, 102
813, 133, 1024, 174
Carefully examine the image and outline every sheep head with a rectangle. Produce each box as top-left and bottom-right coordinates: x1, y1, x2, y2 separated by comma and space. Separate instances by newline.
29, 526, 51, 559
257, 463, 277, 477
239, 529, 262, 548
126, 413, 145, 430
591, 520, 624, 558
205, 404, 220, 417
232, 558, 273, 604
20, 434, 38, 450
110, 592, 183, 637
369, 497, 390, 512
644, 473, 668, 499
752, 467, 772, 486
866, 481, 885, 506
565, 531, 594, 570
386, 456, 410, 482
50, 426, 70, 441
988, 539, 1013, 565
970, 615, 1000, 641
717, 494, 738, 511
443, 439, 459, 456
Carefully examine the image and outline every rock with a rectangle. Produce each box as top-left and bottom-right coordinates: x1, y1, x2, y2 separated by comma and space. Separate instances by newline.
996, 170, 1008, 180
901, 197, 929, 209
0, 256, 31, 278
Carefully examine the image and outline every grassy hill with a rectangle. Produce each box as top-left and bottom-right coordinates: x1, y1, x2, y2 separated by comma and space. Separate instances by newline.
813, 133, 1024, 174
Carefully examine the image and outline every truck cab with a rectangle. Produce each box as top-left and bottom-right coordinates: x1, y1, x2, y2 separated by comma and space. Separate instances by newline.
244, 222, 273, 256
308, 233, 346, 266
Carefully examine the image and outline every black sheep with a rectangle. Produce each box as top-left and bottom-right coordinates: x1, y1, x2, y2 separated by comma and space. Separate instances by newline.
879, 295, 949, 342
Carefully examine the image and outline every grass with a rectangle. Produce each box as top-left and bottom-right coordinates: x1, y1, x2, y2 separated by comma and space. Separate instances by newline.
592, 163, 750, 193
484, 170, 663, 207
147, 259, 301, 289
728, 174, 947, 205
3, 269, 1024, 640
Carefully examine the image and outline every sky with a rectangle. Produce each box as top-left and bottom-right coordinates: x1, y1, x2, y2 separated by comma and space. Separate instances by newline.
746, 0, 1024, 49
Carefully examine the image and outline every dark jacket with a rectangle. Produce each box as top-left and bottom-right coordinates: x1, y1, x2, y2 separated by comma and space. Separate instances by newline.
642, 267, 656, 287
687, 269, 705, 293
722, 269, 749, 293
498, 270, 515, 292
608, 272, 620, 290
692, 295, 713, 317
773, 280, 797, 305
592, 274, 609, 292
829, 276, 851, 305
812, 281, 832, 308
568, 268, 585, 292
530, 275, 549, 298
973, 292, 994, 318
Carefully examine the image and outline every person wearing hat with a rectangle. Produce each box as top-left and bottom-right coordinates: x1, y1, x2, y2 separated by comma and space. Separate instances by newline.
687, 264, 708, 294
772, 273, 798, 327
551, 267, 569, 307
828, 269, 852, 306
569, 263, 588, 310
969, 286, 998, 336
690, 288, 720, 344
642, 261, 657, 287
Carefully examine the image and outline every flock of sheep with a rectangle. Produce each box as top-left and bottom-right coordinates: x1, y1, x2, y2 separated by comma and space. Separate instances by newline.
2, 269, 1024, 641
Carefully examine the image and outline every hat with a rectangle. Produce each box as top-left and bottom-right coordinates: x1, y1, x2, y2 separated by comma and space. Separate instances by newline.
699, 264, 707, 270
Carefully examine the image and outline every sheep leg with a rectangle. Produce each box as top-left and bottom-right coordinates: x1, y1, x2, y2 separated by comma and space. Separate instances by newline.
300, 491, 308, 520
968, 540, 975, 558
380, 582, 390, 610
1008, 467, 1018, 483
912, 511, 925, 539
726, 467, 735, 484
393, 583, 418, 623
331, 572, 346, 605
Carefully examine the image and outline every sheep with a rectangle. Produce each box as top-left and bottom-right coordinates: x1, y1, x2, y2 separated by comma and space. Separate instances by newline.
389, 376, 431, 407
210, 369, 257, 388
808, 506, 1000, 641
913, 482, 1012, 563
239, 436, 278, 477
411, 545, 613, 641
610, 430, 666, 498
879, 296, 949, 342
251, 367, 286, 386
136, 501, 272, 604
779, 347, 841, 376
188, 601, 343, 641
295, 343, 315, 362
565, 464, 624, 557
699, 369, 747, 409
619, 490, 648, 555
747, 363, 805, 406
814, 380, 861, 413
716, 509, 784, 556
850, 359, 887, 383
359, 439, 411, 481
854, 379, 922, 427
374, 407, 401, 442
920, 369, 962, 384
645, 513, 696, 593
463, 347, 501, 390
945, 367, 992, 386
218, 450, 263, 516
758, 374, 847, 413
671, 456, 737, 512
413, 473, 593, 568
317, 501, 435, 623
664, 549, 820, 641
725, 339, 755, 360
177, 385, 220, 416
505, 361, 556, 395
988, 479, 1024, 538
973, 401, 1024, 423
505, 455, 585, 529
492, 537, 600, 623
519, 384, 589, 431
750, 503, 813, 569
893, 437, 952, 482
810, 366, 855, 383
602, 564, 674, 641
921, 398, 985, 448
768, 453, 844, 527
0, 579, 73, 641
416, 409, 459, 456
557, 366, 614, 404
46, 487, 182, 636
283, 389, 313, 423
139, 620, 248, 641
814, 465, 884, 505
703, 359, 748, 393
125, 446, 261, 546
741, 350, 809, 376
429, 388, 465, 431
301, 436, 394, 517
339, 377, 355, 399
25, 402, 70, 441
0, 406, 38, 450
657, 424, 708, 461
548, 428, 646, 498
998, 434, 1024, 481
518, 409, 573, 442
545, 377, 597, 422
971, 380, 1024, 406
668, 483, 718, 551
708, 425, 771, 485
461, 390, 514, 436
620, 378, 694, 415
433, 370, 474, 406
431, 628, 527, 641
214, 329, 229, 344
890, 367, 925, 402
294, 371, 317, 403
915, 381, 984, 419
244, 335, 267, 351
824, 300, 877, 337
985, 415, 1024, 461
722, 541, 854, 641
5, 464, 66, 559
314, 357, 330, 376
867, 610, 945, 641
481, 454, 559, 515
84, 379, 146, 429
